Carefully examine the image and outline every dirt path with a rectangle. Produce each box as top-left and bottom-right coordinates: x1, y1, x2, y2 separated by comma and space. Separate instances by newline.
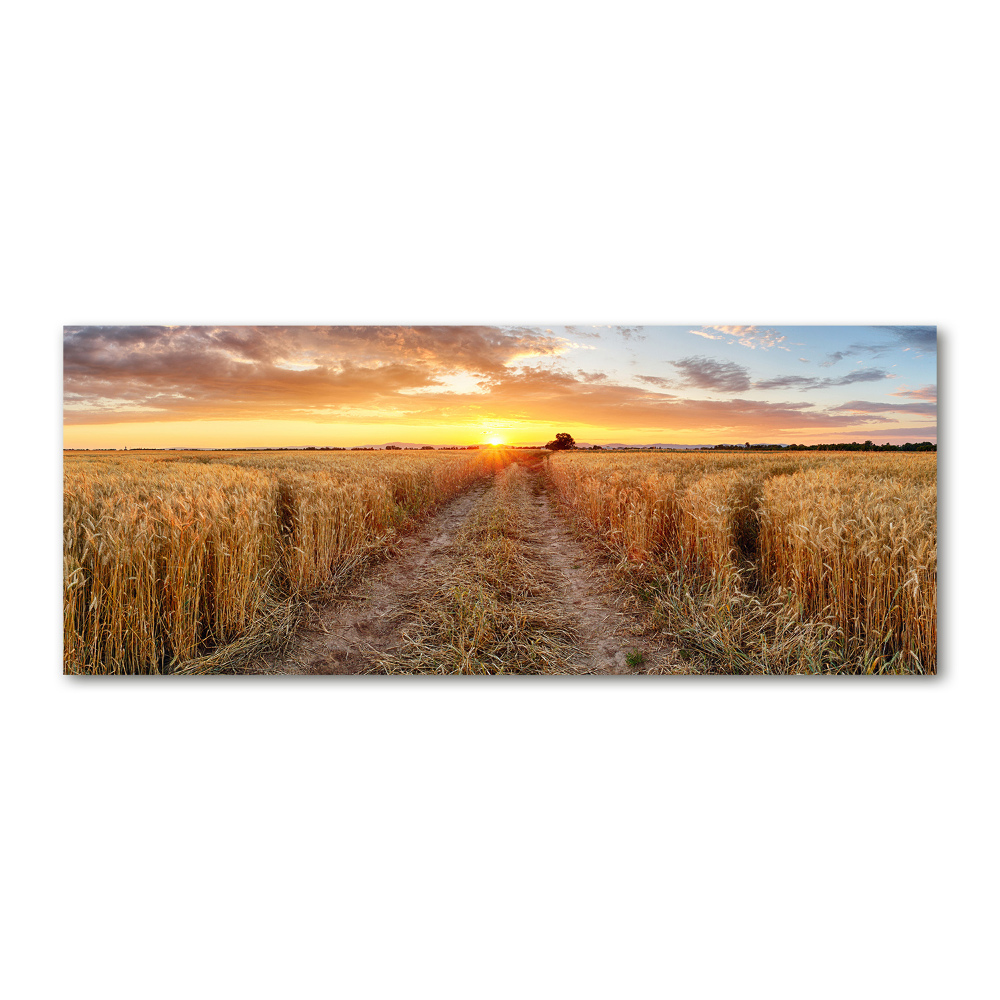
525, 480, 680, 673
256, 459, 682, 674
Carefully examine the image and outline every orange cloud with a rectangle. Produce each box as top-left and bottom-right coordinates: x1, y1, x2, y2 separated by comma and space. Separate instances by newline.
706, 326, 790, 351
63, 326, 578, 424
63, 326, 936, 446
890, 384, 937, 402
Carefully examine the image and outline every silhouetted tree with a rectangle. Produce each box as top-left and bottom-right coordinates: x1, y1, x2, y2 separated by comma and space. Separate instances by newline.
545, 432, 576, 450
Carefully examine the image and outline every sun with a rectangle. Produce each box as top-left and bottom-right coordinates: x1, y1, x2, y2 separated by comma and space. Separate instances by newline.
486, 435, 504, 446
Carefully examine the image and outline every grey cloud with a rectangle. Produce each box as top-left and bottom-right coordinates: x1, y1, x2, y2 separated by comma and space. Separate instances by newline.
820, 326, 937, 365
872, 326, 937, 352
827, 399, 937, 416
615, 326, 647, 342
753, 375, 824, 391
819, 350, 856, 367
671, 356, 752, 392
753, 368, 893, 392
890, 384, 937, 401
828, 368, 896, 386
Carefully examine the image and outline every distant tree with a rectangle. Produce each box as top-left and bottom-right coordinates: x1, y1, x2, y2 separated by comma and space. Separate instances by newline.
545, 432, 576, 451
421, 445, 434, 450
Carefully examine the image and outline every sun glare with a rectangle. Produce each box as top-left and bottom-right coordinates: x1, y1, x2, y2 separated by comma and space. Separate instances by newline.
486, 436, 504, 446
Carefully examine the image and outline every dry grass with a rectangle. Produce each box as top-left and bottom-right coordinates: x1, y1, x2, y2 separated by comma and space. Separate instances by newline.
63, 449, 513, 673
548, 451, 936, 674
372, 455, 583, 673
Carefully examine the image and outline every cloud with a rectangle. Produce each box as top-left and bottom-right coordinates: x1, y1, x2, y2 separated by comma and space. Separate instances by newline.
751, 375, 822, 391
414, 368, 900, 435
890, 384, 937, 402
689, 329, 726, 341
819, 350, 855, 367
827, 399, 937, 417
63, 358, 448, 425
64, 325, 572, 380
710, 326, 757, 337
820, 368, 896, 387
820, 326, 937, 366
63, 326, 938, 441
872, 326, 937, 352
753, 368, 894, 392
670, 356, 752, 392
673, 355, 891, 394
798, 358, 810, 363
614, 326, 646, 342
63, 325, 586, 423
703, 326, 790, 351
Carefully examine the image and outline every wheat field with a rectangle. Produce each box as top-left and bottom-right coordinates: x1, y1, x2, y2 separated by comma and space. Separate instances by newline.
548, 451, 937, 673
64, 448, 936, 675
63, 449, 512, 673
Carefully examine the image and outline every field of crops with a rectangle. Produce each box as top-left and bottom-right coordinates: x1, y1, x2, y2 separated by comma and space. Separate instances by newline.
64, 447, 937, 675
63, 449, 512, 673
548, 451, 937, 673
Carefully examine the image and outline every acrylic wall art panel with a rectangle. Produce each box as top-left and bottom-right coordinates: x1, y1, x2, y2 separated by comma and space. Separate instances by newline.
63, 325, 937, 675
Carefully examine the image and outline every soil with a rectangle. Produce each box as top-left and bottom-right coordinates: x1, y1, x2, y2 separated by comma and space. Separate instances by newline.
252, 463, 685, 675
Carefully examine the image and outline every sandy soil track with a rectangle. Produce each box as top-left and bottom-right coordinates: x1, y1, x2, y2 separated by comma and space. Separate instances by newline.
254, 484, 490, 673
255, 459, 681, 674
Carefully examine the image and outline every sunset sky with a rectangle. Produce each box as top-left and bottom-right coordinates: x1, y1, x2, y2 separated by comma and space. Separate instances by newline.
63, 325, 937, 448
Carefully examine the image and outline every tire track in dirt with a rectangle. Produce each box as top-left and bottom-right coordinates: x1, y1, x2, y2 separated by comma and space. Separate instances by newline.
526, 474, 682, 673
254, 482, 491, 673
255, 459, 682, 674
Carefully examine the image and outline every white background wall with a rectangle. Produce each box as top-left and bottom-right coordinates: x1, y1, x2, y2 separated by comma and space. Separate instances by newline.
3, 2, 995, 998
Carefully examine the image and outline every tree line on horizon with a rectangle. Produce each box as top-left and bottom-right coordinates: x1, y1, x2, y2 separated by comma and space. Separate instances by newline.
711, 440, 936, 452
64, 437, 937, 453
